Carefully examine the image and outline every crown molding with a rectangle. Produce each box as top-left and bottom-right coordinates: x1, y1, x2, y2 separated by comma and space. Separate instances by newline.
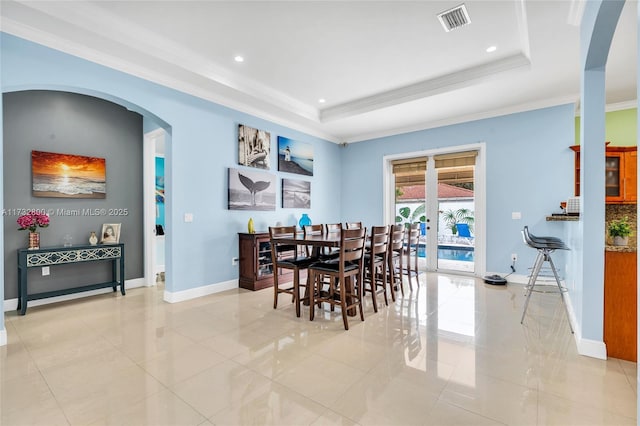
4, 1, 320, 122
345, 94, 579, 144
573, 99, 637, 115
0, 18, 340, 143
320, 53, 531, 122
567, 0, 586, 26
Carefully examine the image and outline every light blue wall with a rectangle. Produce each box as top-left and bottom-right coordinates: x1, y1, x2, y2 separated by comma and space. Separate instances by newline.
579, 0, 625, 346
0, 33, 342, 298
342, 105, 576, 275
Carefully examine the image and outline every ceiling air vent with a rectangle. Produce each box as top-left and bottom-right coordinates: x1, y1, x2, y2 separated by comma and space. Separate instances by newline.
437, 4, 471, 32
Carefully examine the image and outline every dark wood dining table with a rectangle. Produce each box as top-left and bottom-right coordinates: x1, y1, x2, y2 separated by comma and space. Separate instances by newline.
271, 232, 341, 253
270, 231, 358, 316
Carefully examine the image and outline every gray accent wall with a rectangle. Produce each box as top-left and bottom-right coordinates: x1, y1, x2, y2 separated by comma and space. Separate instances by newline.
3, 90, 143, 300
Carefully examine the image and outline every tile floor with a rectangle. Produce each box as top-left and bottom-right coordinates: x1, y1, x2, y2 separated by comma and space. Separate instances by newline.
1, 273, 637, 425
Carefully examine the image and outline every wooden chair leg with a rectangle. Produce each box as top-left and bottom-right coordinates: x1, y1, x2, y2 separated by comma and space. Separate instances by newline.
309, 270, 316, 321
340, 277, 349, 330
357, 275, 365, 321
273, 268, 279, 309
369, 268, 379, 313
293, 271, 301, 318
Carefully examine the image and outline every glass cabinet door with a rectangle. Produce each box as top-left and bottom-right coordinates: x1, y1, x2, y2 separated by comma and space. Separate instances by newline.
605, 154, 622, 199
257, 239, 273, 278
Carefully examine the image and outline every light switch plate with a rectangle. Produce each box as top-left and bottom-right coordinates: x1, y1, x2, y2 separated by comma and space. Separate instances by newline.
42, 266, 50, 276
184, 213, 193, 223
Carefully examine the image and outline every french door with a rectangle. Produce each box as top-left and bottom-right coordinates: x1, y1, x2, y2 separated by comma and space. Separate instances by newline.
389, 147, 482, 275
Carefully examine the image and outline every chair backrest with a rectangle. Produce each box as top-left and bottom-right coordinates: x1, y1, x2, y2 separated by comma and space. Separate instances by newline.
340, 227, 366, 266
345, 221, 363, 230
456, 223, 472, 238
406, 226, 420, 246
269, 226, 299, 260
389, 224, 405, 253
369, 225, 390, 258
303, 224, 324, 236
325, 223, 341, 235
303, 224, 324, 256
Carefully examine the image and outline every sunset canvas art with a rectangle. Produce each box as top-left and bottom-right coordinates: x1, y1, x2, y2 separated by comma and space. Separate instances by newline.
32, 150, 106, 198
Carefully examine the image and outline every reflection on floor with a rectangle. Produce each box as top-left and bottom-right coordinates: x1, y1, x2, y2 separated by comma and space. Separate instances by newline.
2, 273, 636, 425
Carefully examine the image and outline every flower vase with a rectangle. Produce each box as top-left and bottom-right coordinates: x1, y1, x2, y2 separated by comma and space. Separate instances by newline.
28, 232, 40, 250
248, 217, 255, 234
299, 214, 312, 229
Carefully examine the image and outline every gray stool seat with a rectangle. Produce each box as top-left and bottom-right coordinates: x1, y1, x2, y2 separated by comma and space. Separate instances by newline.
520, 226, 574, 333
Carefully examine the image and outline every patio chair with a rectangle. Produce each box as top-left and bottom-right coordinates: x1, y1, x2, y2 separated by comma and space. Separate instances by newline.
455, 223, 474, 245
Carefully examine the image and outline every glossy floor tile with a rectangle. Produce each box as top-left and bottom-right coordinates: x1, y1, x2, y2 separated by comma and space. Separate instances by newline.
1, 272, 637, 425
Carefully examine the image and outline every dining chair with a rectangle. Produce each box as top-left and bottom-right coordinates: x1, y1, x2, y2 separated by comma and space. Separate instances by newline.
363, 225, 390, 313
345, 221, 363, 229
308, 226, 366, 330
269, 226, 316, 318
403, 223, 420, 291
387, 224, 405, 299
324, 223, 342, 258
303, 224, 325, 257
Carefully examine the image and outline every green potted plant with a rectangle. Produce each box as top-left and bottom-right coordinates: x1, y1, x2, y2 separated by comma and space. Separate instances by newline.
608, 216, 633, 246
441, 208, 474, 235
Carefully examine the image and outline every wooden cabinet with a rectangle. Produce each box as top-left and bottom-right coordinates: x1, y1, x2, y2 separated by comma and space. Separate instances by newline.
604, 250, 637, 361
570, 145, 637, 204
238, 232, 292, 291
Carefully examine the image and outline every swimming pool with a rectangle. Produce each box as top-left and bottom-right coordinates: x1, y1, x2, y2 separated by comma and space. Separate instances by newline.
417, 244, 474, 262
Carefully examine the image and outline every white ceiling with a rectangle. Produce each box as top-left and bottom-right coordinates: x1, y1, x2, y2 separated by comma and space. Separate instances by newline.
1, 1, 636, 143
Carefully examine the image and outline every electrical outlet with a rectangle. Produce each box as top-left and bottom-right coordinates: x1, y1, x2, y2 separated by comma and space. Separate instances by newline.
232, 257, 238, 266
42, 266, 50, 276
511, 253, 518, 262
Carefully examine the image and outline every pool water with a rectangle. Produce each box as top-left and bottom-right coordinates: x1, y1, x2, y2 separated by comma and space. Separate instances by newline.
417, 245, 474, 262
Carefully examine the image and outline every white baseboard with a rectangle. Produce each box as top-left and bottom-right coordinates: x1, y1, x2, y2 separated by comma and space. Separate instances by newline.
0, 328, 6, 346
576, 336, 607, 359
164, 279, 238, 303
3, 278, 146, 312
507, 277, 606, 360
563, 293, 607, 359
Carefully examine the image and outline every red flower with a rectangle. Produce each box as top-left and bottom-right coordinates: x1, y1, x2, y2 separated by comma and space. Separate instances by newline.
17, 211, 50, 232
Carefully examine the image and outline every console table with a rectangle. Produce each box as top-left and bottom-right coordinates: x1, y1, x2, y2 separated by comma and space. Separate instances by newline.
17, 243, 125, 315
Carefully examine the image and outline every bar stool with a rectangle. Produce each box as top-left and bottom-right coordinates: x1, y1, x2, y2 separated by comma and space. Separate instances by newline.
520, 226, 574, 333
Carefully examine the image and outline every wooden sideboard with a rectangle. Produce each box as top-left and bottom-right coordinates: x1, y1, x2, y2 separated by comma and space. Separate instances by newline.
604, 249, 637, 361
239, 232, 292, 291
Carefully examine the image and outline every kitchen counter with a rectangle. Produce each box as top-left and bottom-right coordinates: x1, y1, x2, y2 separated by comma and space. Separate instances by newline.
546, 214, 579, 222
605, 245, 637, 252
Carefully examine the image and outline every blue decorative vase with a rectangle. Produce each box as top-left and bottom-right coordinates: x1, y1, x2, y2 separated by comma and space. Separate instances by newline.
299, 213, 312, 229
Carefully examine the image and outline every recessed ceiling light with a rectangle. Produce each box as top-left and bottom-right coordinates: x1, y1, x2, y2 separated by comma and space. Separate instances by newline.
486, 46, 497, 53
318, 98, 326, 104
234, 55, 244, 62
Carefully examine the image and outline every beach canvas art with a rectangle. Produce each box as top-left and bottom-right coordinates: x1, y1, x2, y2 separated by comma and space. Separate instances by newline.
278, 136, 313, 176
282, 179, 311, 208
238, 124, 271, 170
228, 167, 276, 211
32, 150, 106, 198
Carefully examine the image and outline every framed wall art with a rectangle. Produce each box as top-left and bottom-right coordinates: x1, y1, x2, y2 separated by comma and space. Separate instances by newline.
277, 136, 313, 176
228, 167, 276, 211
238, 124, 271, 170
282, 178, 311, 209
100, 223, 121, 244
32, 150, 106, 198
